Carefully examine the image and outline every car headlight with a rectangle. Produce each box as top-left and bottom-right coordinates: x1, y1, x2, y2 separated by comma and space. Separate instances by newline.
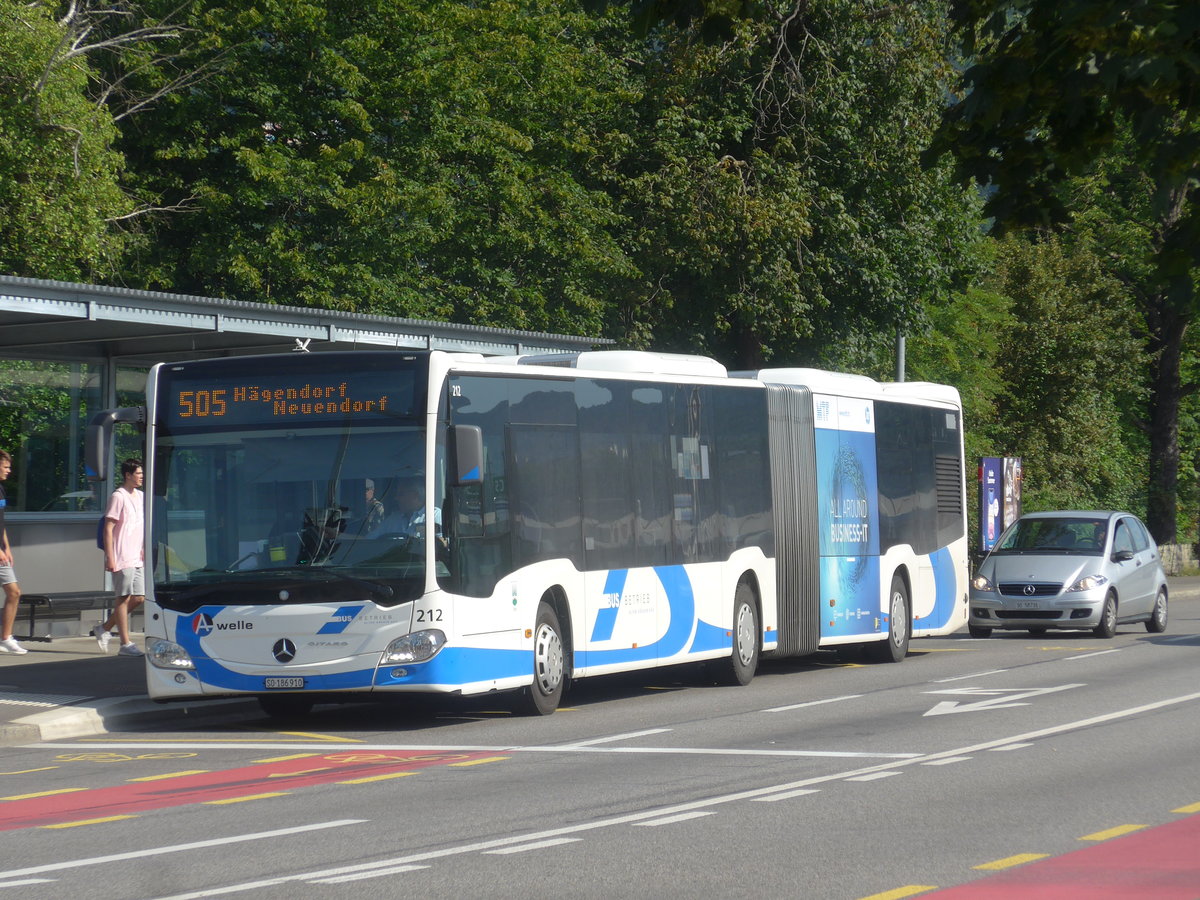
1067, 574, 1109, 593
383, 630, 446, 664
146, 637, 196, 670
971, 574, 995, 592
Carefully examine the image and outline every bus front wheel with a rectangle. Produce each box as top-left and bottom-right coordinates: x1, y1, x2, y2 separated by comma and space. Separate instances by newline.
514, 601, 565, 716
719, 583, 760, 686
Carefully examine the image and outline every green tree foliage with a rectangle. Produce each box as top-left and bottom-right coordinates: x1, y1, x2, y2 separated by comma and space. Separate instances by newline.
120, 0, 637, 335
982, 233, 1147, 514
926, 0, 1200, 541
604, 1, 983, 368
0, 0, 131, 279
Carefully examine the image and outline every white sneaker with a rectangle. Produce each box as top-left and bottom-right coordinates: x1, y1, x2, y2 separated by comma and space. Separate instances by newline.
118, 642, 143, 657
92, 625, 111, 653
0, 636, 28, 654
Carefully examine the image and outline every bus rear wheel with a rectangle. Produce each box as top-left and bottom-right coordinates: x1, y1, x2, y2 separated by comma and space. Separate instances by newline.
513, 601, 565, 716
718, 583, 760, 686
868, 575, 910, 663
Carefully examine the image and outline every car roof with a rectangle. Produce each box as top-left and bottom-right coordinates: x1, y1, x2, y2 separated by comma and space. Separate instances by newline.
1017, 510, 1131, 521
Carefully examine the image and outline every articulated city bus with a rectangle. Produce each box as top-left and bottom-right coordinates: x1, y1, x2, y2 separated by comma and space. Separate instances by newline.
87, 349, 967, 716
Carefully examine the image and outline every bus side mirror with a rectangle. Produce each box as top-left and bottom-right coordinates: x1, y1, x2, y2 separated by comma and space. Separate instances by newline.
86, 407, 145, 481
451, 425, 484, 485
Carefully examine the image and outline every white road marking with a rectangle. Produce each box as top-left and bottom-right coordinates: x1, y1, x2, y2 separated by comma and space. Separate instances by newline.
763, 694, 863, 712
635, 811, 714, 826
923, 683, 1084, 716
484, 838, 581, 854
37, 741, 921, 760
750, 788, 819, 802
1063, 649, 1121, 660
844, 772, 900, 782
920, 756, 972, 766
0, 820, 365, 880
140, 689, 1200, 900
307, 864, 428, 884
930, 670, 1007, 683
550, 728, 672, 747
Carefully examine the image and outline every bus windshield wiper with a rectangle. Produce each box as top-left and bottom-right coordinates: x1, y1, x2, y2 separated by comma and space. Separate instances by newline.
313, 567, 395, 600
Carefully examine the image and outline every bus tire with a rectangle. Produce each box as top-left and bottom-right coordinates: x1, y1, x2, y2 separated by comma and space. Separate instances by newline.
719, 582, 760, 686
868, 574, 910, 663
514, 601, 565, 716
258, 694, 315, 719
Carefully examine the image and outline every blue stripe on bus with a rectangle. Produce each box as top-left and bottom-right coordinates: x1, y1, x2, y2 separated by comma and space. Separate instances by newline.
317, 605, 365, 634
585, 565, 696, 666
374, 646, 530, 686
924, 546, 958, 630
590, 570, 628, 642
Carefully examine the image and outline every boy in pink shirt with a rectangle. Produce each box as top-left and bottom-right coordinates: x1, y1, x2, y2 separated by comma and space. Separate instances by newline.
94, 458, 145, 656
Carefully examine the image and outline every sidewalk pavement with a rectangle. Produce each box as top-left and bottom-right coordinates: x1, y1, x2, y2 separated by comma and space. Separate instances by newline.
4, 577, 1200, 747
0, 634, 262, 746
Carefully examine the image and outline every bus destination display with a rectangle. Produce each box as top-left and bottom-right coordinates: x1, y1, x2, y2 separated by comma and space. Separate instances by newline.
162, 367, 419, 430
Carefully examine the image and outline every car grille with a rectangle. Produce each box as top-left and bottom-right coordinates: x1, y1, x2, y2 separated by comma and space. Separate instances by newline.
996, 610, 1063, 620
998, 582, 1062, 597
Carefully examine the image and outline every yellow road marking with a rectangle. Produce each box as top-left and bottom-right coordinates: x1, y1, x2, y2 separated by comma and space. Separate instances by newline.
128, 770, 209, 782
2, 788, 87, 801
449, 756, 510, 767
42, 815, 137, 829
0, 766, 59, 775
268, 767, 332, 778
1080, 824, 1148, 841
254, 753, 320, 763
337, 772, 418, 785
974, 853, 1049, 870
202, 793, 290, 805
277, 731, 360, 742
1173, 801, 1200, 814
858, 886, 938, 900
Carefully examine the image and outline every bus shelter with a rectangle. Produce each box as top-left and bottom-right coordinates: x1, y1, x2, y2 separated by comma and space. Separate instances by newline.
0, 274, 603, 630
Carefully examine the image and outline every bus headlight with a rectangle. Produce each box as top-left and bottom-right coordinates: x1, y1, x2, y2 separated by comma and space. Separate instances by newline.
146, 637, 196, 670
383, 630, 446, 664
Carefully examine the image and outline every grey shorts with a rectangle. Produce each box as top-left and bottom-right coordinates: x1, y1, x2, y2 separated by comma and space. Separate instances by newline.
112, 567, 144, 597
0, 565, 16, 586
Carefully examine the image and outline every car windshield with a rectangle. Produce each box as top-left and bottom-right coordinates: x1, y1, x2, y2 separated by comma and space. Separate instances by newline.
994, 517, 1108, 553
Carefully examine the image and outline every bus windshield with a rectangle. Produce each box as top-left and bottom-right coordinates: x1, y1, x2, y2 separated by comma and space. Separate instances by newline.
149, 353, 435, 611
153, 424, 433, 609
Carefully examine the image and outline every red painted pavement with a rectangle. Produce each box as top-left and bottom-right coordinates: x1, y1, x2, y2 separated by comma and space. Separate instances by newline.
925, 813, 1200, 899
0, 750, 496, 831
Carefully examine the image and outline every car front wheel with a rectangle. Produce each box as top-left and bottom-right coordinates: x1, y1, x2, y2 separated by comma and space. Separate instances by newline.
1093, 593, 1117, 639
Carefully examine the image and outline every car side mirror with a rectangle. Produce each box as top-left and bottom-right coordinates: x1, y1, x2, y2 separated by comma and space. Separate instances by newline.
1111, 549, 1134, 562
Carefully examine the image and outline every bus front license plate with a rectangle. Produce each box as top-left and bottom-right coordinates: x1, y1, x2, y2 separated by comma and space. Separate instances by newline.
264, 677, 305, 689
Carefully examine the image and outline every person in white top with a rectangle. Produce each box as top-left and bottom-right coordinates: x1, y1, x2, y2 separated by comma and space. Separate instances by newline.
93, 458, 145, 656
0, 449, 26, 654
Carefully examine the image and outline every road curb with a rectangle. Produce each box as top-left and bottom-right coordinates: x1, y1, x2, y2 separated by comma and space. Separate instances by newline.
6, 696, 263, 745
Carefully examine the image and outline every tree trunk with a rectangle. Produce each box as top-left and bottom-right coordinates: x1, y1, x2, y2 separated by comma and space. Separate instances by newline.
1145, 308, 1187, 544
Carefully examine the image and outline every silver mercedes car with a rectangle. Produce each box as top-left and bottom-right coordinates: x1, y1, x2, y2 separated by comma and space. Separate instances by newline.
968, 510, 1168, 638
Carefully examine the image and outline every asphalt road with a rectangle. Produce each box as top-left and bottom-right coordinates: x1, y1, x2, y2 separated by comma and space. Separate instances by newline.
2, 597, 1198, 899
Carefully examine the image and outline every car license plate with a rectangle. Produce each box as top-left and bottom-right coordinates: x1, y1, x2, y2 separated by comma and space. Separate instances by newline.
1015, 600, 1041, 610
264, 677, 305, 689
